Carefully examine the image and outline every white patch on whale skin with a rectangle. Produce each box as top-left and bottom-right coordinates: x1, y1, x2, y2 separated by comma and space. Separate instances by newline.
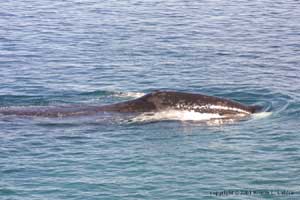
207, 105, 251, 114
175, 104, 251, 114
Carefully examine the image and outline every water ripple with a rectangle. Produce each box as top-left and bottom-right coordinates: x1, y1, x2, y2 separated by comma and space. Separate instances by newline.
1, 0, 300, 199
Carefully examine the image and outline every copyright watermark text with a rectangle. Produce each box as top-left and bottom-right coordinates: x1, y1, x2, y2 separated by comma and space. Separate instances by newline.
210, 190, 298, 196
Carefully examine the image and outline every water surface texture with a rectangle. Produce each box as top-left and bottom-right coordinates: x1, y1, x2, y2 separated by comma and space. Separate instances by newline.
1, 0, 300, 199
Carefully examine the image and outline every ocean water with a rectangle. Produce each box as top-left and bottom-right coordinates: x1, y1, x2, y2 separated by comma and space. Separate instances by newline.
1, 0, 300, 199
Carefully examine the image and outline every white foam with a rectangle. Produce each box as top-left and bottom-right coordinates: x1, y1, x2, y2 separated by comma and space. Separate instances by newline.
252, 112, 272, 119
129, 108, 272, 125
113, 92, 146, 98
130, 110, 225, 123
129, 109, 272, 124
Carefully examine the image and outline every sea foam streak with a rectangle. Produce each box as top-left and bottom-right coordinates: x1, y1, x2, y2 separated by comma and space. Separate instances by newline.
130, 110, 224, 123
113, 92, 146, 98
130, 110, 272, 124
252, 112, 272, 119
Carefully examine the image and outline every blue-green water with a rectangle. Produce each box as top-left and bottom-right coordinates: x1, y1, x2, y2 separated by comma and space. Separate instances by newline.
1, 0, 300, 199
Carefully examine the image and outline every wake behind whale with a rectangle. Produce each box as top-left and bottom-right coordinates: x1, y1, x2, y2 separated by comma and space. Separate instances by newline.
0, 91, 264, 124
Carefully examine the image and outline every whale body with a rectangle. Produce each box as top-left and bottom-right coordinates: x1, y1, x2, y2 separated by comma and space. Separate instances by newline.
0, 91, 261, 119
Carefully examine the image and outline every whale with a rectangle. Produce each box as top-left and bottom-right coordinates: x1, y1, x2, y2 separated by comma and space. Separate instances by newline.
0, 91, 262, 119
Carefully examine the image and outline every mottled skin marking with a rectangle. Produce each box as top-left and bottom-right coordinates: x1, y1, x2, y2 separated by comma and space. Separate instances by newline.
0, 91, 261, 117
103, 91, 260, 114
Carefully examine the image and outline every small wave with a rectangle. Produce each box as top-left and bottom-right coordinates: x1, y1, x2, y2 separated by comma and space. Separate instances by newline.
112, 91, 146, 98
79, 90, 145, 99
252, 112, 273, 119
79, 90, 114, 96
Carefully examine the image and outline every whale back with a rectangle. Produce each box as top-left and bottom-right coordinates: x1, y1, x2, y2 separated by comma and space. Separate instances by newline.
104, 91, 260, 115
145, 91, 258, 115
0, 91, 261, 117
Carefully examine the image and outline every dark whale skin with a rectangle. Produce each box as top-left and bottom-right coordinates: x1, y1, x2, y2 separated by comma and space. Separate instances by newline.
0, 91, 261, 117
102, 91, 261, 114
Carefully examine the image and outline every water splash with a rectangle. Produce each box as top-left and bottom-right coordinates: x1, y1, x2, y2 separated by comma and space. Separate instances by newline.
130, 110, 224, 123
252, 112, 273, 119
129, 109, 273, 125
112, 91, 146, 99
